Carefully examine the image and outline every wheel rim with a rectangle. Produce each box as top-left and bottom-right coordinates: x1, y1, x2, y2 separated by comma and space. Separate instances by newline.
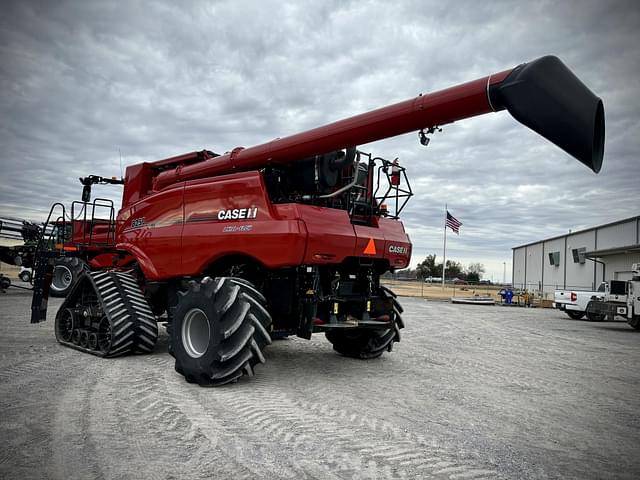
56, 308, 74, 342
181, 308, 211, 359
97, 316, 112, 353
52, 265, 73, 291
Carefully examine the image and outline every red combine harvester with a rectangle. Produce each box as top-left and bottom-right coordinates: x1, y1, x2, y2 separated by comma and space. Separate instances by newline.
31, 56, 604, 385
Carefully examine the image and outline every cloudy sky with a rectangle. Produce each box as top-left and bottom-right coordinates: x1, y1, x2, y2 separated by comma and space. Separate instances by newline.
1, 0, 639, 281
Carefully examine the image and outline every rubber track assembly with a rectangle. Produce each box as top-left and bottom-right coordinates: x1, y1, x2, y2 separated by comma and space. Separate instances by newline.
55, 271, 158, 357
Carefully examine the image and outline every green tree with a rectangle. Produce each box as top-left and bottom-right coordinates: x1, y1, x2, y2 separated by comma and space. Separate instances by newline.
416, 254, 437, 279
436, 260, 463, 279
446, 260, 463, 278
466, 262, 485, 282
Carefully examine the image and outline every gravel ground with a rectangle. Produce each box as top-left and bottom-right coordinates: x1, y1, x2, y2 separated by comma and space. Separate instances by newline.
1, 287, 639, 480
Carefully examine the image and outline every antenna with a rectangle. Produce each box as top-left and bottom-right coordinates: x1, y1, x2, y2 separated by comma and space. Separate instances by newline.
119, 148, 123, 179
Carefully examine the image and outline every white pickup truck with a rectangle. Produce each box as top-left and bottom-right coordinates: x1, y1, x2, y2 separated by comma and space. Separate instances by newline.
553, 282, 607, 320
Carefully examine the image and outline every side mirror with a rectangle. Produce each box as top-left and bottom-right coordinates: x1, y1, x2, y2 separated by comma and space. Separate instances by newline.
82, 185, 91, 203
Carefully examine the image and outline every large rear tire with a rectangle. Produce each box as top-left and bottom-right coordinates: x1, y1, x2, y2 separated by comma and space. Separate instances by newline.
325, 288, 404, 359
566, 310, 585, 320
172, 277, 272, 386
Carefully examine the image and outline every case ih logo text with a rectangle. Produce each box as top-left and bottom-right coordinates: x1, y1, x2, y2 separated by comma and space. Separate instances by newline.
388, 245, 409, 255
217, 208, 258, 221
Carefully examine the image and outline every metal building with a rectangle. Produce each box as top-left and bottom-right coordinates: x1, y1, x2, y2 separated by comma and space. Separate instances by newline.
512, 215, 640, 298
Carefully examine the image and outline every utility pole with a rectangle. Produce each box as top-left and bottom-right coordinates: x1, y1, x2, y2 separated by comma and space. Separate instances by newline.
503, 261, 506, 285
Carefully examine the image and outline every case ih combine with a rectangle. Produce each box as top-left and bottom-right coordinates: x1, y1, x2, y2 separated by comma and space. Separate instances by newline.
30, 56, 604, 386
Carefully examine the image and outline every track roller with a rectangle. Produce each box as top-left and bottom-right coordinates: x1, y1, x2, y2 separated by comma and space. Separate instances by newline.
88, 333, 98, 350
79, 330, 89, 348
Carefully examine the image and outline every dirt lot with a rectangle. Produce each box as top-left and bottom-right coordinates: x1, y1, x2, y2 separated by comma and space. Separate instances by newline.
382, 280, 503, 301
1, 288, 639, 479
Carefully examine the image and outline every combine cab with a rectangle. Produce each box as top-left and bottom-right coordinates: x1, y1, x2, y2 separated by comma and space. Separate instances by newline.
31, 56, 605, 385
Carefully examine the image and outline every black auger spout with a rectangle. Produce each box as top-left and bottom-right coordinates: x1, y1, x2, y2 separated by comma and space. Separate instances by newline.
489, 55, 605, 173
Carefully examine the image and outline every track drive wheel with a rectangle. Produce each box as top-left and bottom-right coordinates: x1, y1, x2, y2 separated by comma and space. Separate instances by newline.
566, 310, 585, 320
50, 258, 88, 297
172, 277, 272, 386
325, 287, 404, 359
55, 308, 75, 343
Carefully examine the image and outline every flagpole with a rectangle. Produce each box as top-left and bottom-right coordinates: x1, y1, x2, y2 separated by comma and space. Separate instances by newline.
442, 204, 447, 288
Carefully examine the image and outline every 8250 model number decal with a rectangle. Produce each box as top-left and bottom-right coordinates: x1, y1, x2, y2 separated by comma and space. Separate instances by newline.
131, 217, 145, 228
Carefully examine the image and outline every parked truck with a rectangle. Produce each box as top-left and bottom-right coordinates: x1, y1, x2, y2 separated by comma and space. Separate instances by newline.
29, 56, 604, 386
553, 282, 607, 320
585, 264, 640, 330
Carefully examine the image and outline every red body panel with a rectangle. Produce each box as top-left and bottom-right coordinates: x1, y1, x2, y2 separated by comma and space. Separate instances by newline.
180, 173, 307, 275
117, 185, 184, 279
115, 171, 411, 280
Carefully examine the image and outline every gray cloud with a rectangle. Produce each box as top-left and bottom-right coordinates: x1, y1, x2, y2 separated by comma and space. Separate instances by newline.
1, 0, 639, 281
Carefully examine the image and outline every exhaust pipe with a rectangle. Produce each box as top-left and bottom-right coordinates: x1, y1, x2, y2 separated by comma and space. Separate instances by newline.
489, 55, 604, 173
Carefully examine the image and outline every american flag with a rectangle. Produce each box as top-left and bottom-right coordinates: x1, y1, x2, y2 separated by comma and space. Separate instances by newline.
446, 210, 462, 234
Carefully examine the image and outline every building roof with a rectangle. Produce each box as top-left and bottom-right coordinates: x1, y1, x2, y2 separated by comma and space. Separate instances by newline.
585, 245, 640, 257
512, 215, 640, 250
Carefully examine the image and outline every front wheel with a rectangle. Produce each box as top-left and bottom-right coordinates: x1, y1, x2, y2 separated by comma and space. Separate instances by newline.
172, 277, 272, 386
566, 310, 585, 320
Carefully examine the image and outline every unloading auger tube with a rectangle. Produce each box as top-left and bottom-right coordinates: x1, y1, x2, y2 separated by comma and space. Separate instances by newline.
153, 55, 604, 191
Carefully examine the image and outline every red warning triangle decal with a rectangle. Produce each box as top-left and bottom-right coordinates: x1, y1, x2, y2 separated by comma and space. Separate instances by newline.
363, 238, 377, 255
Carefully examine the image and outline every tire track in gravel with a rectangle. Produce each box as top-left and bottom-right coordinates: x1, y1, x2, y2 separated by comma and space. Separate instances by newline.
260, 331, 531, 479
85, 354, 261, 480
0, 349, 70, 382
158, 358, 306, 479
395, 299, 640, 475
168, 357, 501, 480
52, 361, 106, 480
397, 302, 621, 396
